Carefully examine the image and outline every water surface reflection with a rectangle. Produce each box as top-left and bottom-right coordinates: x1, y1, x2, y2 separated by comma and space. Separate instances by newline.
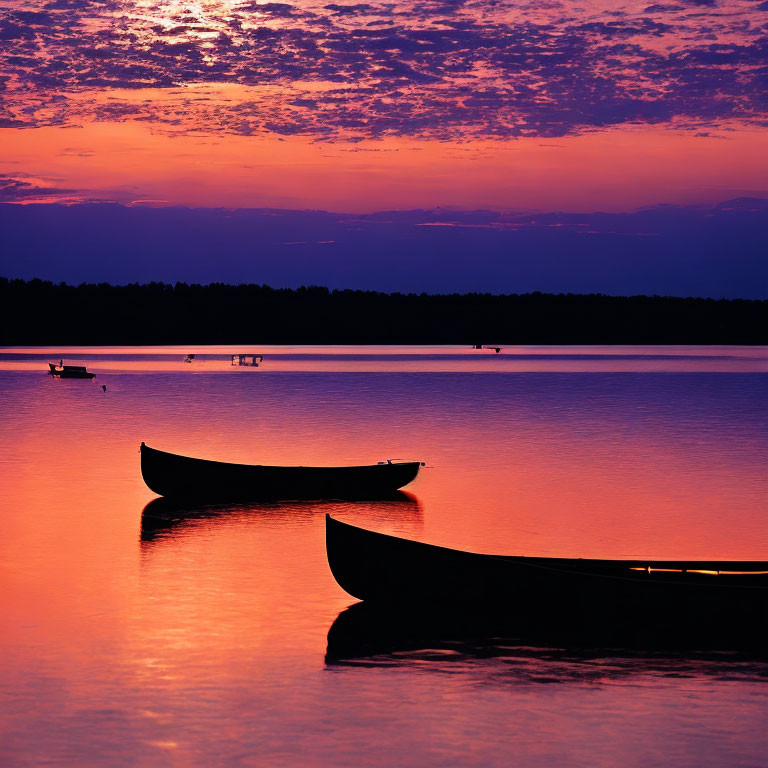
140, 493, 423, 543
1, 353, 767, 768
326, 602, 768, 676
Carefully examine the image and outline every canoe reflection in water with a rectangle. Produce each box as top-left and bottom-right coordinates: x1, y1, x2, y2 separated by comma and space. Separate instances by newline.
325, 602, 768, 681
140, 492, 422, 543
325, 515, 768, 657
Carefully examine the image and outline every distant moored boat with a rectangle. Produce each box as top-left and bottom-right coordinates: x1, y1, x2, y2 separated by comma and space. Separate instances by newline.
48, 362, 95, 379
140, 443, 423, 501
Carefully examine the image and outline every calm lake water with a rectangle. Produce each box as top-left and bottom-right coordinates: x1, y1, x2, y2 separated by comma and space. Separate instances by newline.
1, 346, 767, 767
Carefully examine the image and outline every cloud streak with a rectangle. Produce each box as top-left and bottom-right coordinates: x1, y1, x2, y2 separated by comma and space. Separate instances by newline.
0, 173, 75, 202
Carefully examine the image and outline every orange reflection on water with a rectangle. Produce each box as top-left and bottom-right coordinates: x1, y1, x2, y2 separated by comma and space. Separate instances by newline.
1, 352, 767, 766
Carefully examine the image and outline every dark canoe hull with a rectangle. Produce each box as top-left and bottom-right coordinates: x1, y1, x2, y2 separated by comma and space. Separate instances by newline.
325, 516, 768, 624
140, 444, 421, 501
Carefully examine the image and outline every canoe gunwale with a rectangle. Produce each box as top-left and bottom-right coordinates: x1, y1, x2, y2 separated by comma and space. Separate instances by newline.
327, 516, 768, 574
141, 443, 421, 472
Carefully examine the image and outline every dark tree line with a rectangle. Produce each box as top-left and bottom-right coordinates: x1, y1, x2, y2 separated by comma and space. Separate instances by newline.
1, 277, 765, 344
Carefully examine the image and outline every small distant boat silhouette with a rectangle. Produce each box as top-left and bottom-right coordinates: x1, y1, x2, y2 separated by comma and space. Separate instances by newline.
140, 443, 424, 501
48, 362, 95, 379
183, 353, 195, 363
325, 516, 768, 623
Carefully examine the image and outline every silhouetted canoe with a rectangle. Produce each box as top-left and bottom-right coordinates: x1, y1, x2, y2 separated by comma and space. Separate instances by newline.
325, 516, 768, 623
48, 362, 95, 379
140, 443, 423, 501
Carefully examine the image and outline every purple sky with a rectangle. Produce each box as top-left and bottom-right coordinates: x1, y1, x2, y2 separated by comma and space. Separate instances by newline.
2, 0, 768, 295
2, 197, 766, 297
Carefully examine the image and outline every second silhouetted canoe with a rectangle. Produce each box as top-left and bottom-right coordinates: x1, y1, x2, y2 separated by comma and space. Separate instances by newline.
140, 443, 423, 501
325, 515, 768, 625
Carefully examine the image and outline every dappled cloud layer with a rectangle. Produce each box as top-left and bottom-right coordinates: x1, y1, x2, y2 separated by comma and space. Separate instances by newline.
2, 0, 768, 140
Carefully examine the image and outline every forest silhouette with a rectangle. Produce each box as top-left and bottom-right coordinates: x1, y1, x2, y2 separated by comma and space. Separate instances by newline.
1, 278, 765, 344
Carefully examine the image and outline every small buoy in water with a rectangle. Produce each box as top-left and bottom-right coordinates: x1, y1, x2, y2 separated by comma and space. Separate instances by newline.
101, 384, 107, 393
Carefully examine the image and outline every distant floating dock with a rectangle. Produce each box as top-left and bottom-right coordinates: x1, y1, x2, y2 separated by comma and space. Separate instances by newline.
231, 354, 263, 367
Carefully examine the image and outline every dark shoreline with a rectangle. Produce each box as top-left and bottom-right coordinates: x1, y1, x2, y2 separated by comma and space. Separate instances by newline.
2, 277, 766, 345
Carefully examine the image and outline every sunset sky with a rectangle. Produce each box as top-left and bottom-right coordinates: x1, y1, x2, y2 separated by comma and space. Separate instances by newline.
1, 0, 767, 295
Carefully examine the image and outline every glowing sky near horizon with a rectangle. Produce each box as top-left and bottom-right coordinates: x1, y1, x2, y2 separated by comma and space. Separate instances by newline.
2, 0, 768, 211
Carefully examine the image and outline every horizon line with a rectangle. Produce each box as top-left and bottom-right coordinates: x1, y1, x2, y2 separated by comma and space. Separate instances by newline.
3, 277, 765, 304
